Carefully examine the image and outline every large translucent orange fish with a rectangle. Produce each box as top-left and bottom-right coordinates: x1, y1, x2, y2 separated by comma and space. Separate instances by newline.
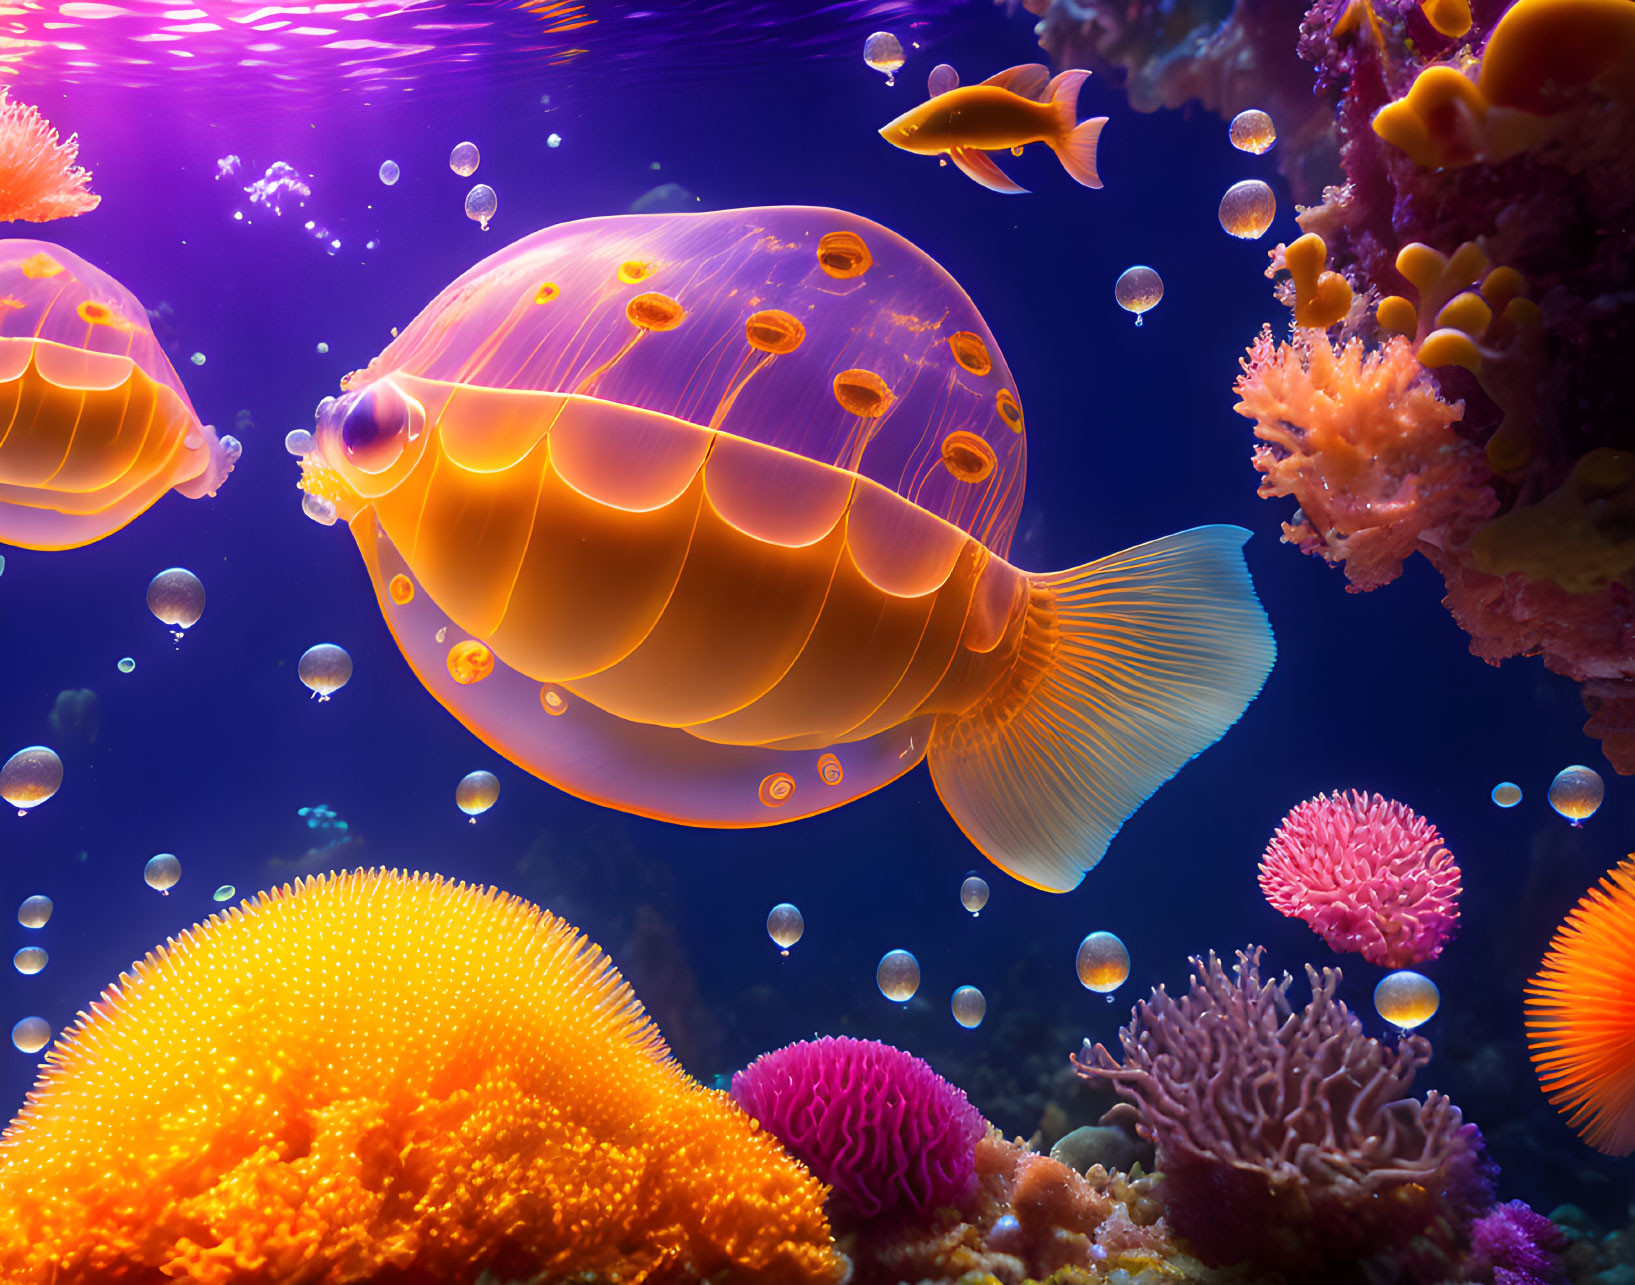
297, 206, 1273, 891
0, 240, 240, 550
879, 63, 1107, 194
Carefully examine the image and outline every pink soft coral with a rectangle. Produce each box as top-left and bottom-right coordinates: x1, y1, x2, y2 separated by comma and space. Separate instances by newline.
0, 89, 99, 223
1235, 325, 1496, 591
730, 1037, 986, 1225
1259, 789, 1462, 967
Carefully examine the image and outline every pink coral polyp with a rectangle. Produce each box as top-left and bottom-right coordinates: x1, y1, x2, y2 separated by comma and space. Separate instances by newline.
731, 1036, 986, 1223
0, 89, 99, 223
1260, 789, 1461, 967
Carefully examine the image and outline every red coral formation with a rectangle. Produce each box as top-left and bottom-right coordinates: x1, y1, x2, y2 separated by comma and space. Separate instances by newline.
1238, 0, 1635, 773
731, 1036, 987, 1225
0, 88, 99, 222
1259, 789, 1462, 967
1072, 947, 1490, 1279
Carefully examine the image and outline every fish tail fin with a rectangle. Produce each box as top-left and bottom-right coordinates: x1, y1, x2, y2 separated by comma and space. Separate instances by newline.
927, 526, 1275, 892
1044, 69, 1104, 187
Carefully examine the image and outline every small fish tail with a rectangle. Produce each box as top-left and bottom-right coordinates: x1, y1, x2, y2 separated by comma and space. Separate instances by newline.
927, 526, 1275, 892
1044, 69, 1103, 187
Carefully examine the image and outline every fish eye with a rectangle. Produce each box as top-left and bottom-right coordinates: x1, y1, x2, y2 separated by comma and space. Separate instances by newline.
338, 381, 420, 474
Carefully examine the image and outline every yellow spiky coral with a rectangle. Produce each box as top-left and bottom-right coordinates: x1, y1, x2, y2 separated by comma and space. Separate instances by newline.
0, 868, 842, 1285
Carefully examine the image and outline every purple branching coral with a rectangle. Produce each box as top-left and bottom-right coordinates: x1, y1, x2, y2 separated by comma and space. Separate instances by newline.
1071, 947, 1492, 1279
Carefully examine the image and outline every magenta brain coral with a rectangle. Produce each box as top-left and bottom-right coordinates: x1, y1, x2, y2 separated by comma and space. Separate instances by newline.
730, 1035, 987, 1222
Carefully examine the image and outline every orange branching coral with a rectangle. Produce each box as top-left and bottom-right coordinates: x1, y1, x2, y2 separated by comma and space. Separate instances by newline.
1234, 326, 1495, 591
0, 88, 99, 223
0, 868, 842, 1285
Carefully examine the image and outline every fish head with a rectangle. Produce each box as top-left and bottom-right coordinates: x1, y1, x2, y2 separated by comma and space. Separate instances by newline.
297, 376, 426, 526
878, 100, 932, 151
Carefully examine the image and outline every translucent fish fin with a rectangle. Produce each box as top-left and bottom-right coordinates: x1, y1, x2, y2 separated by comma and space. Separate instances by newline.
949, 146, 1029, 194
1043, 69, 1105, 188
928, 526, 1275, 892
1051, 115, 1107, 189
981, 63, 1050, 99
928, 62, 959, 97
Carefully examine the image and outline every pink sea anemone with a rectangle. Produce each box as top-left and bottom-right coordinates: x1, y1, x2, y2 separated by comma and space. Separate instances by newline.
730, 1036, 986, 1225
0, 88, 99, 223
1259, 789, 1462, 967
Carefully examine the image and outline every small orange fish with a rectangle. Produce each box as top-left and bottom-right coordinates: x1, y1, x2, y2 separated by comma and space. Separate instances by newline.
879, 62, 1107, 194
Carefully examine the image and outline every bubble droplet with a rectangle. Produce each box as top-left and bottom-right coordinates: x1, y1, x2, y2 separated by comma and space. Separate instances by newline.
767, 903, 804, 952
1374, 970, 1440, 1030
1229, 109, 1277, 154
213, 884, 236, 902
951, 984, 987, 1028
144, 853, 181, 894
1076, 931, 1130, 995
147, 568, 205, 630
12, 946, 46, 975
465, 183, 498, 231
298, 643, 353, 701
456, 770, 500, 818
863, 30, 905, 84
379, 159, 400, 185
449, 141, 479, 176
960, 875, 989, 915
1548, 765, 1604, 825
1115, 265, 1164, 324
17, 895, 52, 929
877, 949, 921, 1003
1219, 179, 1277, 239
12, 1016, 50, 1055
1491, 781, 1522, 808
1, 746, 63, 813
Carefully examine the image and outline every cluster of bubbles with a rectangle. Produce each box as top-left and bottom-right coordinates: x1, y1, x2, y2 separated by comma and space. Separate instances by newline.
11, 895, 53, 1051
1485, 765, 1605, 822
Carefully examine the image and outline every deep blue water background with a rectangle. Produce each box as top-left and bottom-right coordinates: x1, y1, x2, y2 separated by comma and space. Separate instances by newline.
2, 0, 1629, 1224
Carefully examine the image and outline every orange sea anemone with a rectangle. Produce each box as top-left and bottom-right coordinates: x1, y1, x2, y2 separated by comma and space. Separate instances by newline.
1525, 855, 1635, 1157
0, 88, 99, 223
0, 868, 842, 1285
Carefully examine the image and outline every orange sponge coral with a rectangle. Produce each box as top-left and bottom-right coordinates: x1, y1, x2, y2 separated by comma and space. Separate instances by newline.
0, 868, 841, 1285
1235, 326, 1494, 591
0, 88, 99, 223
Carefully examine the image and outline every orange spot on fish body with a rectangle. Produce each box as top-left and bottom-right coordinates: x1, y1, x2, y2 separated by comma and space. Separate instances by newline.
618, 260, 653, 284
833, 368, 893, 417
20, 251, 62, 279
759, 772, 796, 807
995, 388, 1024, 432
535, 281, 560, 303
627, 292, 685, 331
447, 639, 495, 685
941, 431, 997, 483
389, 574, 415, 604
76, 299, 118, 327
817, 230, 871, 278
744, 309, 805, 354
540, 686, 568, 715
948, 331, 993, 375
817, 753, 843, 785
